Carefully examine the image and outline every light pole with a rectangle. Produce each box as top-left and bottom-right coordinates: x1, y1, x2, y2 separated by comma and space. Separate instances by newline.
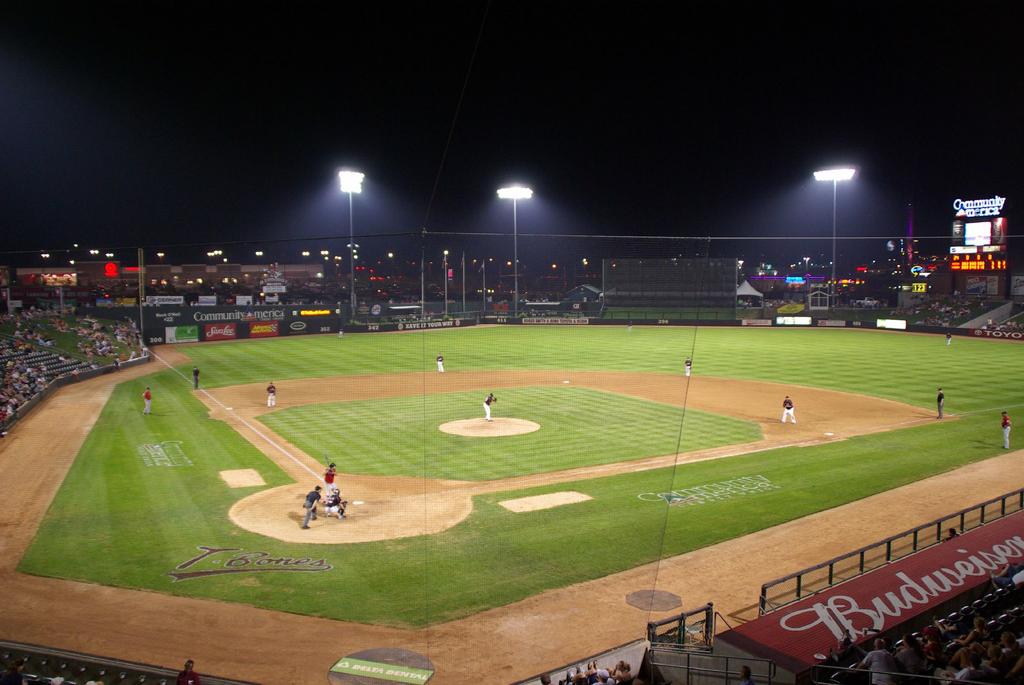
442, 250, 449, 318
338, 170, 364, 315
813, 168, 855, 307
497, 185, 533, 317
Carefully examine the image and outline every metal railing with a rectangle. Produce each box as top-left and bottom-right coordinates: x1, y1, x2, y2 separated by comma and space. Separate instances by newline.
810, 663, 991, 685
0, 640, 257, 685
649, 650, 775, 685
647, 602, 715, 651
759, 487, 1024, 614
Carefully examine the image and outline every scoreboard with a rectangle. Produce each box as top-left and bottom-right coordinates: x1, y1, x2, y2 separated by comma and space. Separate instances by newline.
950, 253, 1008, 272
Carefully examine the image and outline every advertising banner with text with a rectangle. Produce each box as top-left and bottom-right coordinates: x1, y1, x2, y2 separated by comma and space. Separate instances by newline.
204, 323, 238, 340
248, 321, 280, 338
718, 512, 1024, 675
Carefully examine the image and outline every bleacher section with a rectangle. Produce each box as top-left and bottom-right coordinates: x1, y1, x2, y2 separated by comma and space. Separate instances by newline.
2, 338, 95, 426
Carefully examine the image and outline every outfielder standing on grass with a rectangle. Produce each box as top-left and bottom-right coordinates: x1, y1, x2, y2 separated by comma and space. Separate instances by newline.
437, 353, 444, 373
684, 357, 692, 377
142, 386, 152, 415
1003, 411, 1012, 449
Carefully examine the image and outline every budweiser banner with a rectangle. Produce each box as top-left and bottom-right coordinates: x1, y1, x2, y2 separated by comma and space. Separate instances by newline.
204, 323, 237, 340
248, 321, 280, 338
718, 512, 1024, 675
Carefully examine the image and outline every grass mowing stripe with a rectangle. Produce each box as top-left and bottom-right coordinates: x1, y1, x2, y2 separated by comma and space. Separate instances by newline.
177, 328, 1024, 412
259, 386, 761, 480
19, 377, 1009, 626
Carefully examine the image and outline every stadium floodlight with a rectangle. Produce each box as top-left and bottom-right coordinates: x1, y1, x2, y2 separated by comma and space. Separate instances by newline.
338, 169, 365, 312
497, 185, 533, 200
497, 185, 533, 317
814, 167, 856, 307
813, 168, 856, 182
338, 170, 364, 194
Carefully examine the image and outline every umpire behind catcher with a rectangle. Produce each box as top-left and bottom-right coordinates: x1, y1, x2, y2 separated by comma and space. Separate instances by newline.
301, 485, 322, 529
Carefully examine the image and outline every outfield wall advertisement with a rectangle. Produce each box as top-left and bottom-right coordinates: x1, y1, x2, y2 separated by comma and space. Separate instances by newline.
75, 305, 346, 344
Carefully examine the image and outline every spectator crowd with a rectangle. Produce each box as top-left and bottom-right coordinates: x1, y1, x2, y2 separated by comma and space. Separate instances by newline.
1, 309, 143, 427
824, 567, 1024, 683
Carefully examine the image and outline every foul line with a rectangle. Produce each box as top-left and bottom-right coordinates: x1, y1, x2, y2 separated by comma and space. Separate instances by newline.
151, 351, 322, 481
959, 402, 1024, 416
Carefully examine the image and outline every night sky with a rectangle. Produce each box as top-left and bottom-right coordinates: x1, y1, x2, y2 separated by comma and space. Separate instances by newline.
1, 1, 1020, 268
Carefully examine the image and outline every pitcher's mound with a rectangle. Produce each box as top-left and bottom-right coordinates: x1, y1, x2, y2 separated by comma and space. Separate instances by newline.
439, 418, 540, 437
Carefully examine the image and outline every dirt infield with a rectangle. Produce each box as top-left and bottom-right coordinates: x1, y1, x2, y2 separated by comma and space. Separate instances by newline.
3, 358, 1022, 685
212, 370, 935, 543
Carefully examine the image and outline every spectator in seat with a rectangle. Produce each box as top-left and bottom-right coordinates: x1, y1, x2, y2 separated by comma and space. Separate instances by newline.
953, 651, 997, 682
991, 561, 1024, 589
0, 659, 26, 685
956, 616, 991, 648
177, 659, 201, 685
922, 631, 946, 668
895, 633, 927, 675
856, 638, 899, 685
738, 664, 755, 685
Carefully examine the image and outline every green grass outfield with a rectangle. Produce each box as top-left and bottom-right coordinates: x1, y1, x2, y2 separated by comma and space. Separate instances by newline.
259, 387, 760, 480
178, 326, 1021, 413
18, 327, 1024, 626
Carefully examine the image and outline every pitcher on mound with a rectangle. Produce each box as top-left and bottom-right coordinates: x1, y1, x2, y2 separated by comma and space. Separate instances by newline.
483, 393, 496, 421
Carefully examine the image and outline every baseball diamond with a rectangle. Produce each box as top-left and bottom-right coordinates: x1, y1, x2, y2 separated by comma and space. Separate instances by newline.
4, 325, 1024, 684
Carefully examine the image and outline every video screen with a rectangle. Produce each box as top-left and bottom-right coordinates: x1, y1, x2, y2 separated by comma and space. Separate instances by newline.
965, 221, 992, 246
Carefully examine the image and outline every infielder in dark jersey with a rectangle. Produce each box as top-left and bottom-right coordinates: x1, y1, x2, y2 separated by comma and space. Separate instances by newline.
781, 396, 796, 424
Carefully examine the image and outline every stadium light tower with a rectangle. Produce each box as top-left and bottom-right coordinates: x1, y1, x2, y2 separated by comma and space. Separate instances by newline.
497, 185, 533, 317
338, 170, 365, 313
813, 168, 855, 306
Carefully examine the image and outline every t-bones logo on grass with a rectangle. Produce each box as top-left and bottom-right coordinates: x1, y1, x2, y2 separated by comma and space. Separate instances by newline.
167, 545, 333, 581
638, 475, 780, 506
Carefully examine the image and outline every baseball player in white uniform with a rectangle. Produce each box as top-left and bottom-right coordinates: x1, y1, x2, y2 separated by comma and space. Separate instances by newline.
781, 396, 796, 424
684, 357, 692, 377
266, 382, 277, 407
436, 353, 445, 373
483, 393, 496, 421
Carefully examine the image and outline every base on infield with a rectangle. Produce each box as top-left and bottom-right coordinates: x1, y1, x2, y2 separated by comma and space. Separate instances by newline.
219, 469, 266, 488
438, 417, 541, 437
